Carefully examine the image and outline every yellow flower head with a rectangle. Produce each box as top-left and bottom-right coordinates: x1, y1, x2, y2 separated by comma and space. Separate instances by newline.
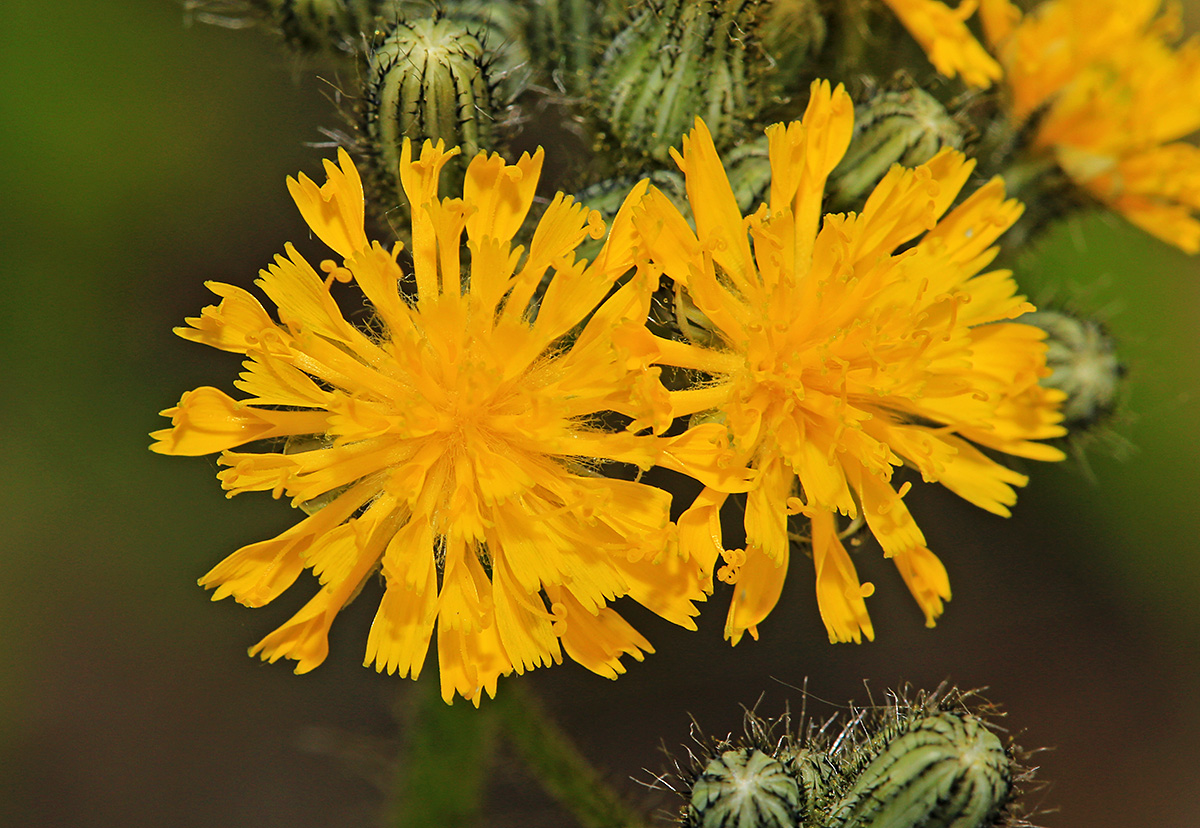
151, 144, 708, 705
634, 81, 1066, 646
880, 0, 1002, 88
981, 0, 1200, 252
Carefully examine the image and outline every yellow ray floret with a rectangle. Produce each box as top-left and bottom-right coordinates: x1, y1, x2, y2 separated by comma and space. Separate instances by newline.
152, 145, 707, 704
631, 80, 1065, 645
982, 0, 1200, 252
880, 0, 1002, 88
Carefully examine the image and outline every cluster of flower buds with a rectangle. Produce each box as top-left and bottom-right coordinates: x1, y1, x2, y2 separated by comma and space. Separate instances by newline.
670, 687, 1030, 828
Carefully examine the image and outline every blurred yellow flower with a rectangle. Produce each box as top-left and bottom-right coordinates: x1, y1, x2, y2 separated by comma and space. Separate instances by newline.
633, 82, 1066, 646
881, 0, 1002, 87
151, 143, 708, 705
981, 0, 1200, 252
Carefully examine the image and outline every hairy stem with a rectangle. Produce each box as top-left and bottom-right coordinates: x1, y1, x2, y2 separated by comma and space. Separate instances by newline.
493, 683, 651, 828
387, 681, 498, 828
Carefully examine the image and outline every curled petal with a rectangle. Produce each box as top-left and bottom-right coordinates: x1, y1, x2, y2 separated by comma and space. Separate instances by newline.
438, 616, 513, 707
723, 545, 789, 646
811, 510, 875, 644
547, 587, 653, 680
150, 387, 328, 456
286, 147, 369, 258
893, 546, 952, 626
881, 0, 1003, 88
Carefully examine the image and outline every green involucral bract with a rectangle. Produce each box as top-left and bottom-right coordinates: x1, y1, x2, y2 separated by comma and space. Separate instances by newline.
827, 712, 1013, 828
688, 749, 804, 828
363, 15, 496, 216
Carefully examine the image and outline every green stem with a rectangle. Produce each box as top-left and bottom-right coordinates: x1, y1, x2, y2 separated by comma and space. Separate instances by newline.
493, 683, 651, 828
387, 680, 498, 828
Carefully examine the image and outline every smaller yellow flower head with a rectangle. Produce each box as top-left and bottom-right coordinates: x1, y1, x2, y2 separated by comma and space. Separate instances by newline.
152, 143, 708, 704
635, 81, 1066, 646
881, 0, 1003, 88
982, 0, 1200, 252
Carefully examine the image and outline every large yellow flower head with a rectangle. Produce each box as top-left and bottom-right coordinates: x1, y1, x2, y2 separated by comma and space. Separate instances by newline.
632, 81, 1066, 646
151, 143, 708, 705
880, 0, 1003, 88
980, 0, 1200, 252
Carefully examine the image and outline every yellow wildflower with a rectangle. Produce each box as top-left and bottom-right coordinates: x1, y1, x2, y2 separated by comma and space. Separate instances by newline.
981, 0, 1200, 252
880, 0, 1002, 88
151, 143, 708, 705
634, 81, 1066, 645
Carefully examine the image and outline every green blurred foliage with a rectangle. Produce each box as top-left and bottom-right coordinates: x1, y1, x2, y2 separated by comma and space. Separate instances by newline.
1021, 216, 1200, 643
0, 0, 350, 812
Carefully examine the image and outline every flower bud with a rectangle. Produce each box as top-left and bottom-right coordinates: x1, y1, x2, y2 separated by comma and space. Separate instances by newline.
688, 748, 803, 828
593, 0, 769, 163
783, 746, 840, 818
1024, 309, 1125, 427
363, 15, 497, 215
273, 0, 381, 51
441, 0, 533, 104
829, 83, 965, 208
203, 0, 394, 54
526, 0, 620, 94
572, 133, 770, 234
757, 0, 826, 85
828, 712, 1012, 828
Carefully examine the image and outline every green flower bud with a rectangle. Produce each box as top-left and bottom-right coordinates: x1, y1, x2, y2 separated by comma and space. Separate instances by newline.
526, 0, 620, 94
757, 0, 826, 86
270, 0, 380, 51
1024, 309, 1125, 427
688, 749, 803, 828
593, 0, 769, 163
783, 747, 840, 822
829, 83, 965, 208
194, 0, 397, 54
442, 0, 533, 104
363, 15, 497, 215
828, 712, 1012, 828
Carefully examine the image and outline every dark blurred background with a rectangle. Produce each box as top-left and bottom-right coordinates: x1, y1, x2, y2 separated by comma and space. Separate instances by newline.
2, 1, 1199, 826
